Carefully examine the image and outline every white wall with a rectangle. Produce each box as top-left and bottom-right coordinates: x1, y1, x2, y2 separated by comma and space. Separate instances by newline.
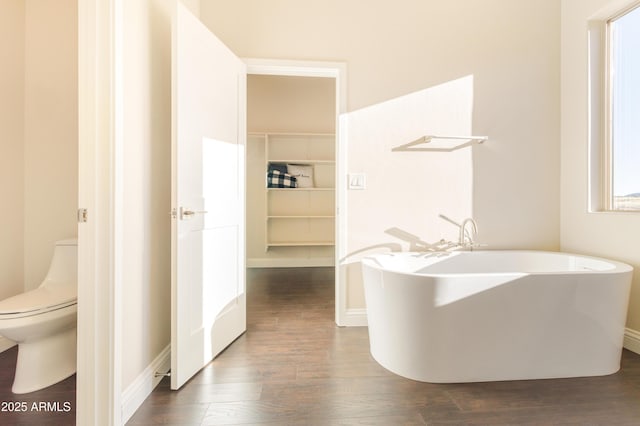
561, 0, 640, 333
0, 0, 77, 296
180, 0, 199, 17
343, 77, 475, 308
201, 0, 561, 309
121, 0, 173, 391
248, 75, 335, 134
118, 0, 203, 415
23, 0, 78, 291
0, 0, 25, 300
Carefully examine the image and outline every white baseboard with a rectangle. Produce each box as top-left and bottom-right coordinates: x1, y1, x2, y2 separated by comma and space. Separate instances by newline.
624, 327, 640, 355
121, 344, 171, 423
338, 308, 368, 327
247, 257, 334, 268
0, 336, 16, 353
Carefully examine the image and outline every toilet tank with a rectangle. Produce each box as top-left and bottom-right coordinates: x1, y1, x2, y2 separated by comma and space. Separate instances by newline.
41, 239, 78, 289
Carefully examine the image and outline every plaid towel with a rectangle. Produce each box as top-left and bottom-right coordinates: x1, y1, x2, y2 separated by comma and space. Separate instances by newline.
268, 163, 288, 174
267, 170, 297, 188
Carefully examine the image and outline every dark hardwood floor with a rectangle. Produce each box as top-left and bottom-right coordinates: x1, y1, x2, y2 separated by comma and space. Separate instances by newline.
0, 268, 636, 425
0, 346, 76, 425
128, 267, 640, 425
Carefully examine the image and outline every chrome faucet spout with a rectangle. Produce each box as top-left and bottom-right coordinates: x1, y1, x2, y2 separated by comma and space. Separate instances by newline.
459, 218, 478, 247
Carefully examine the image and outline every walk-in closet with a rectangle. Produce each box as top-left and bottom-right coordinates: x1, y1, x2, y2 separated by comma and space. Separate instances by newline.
246, 75, 336, 268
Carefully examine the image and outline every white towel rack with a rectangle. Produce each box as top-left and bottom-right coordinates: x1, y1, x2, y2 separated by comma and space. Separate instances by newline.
392, 135, 488, 152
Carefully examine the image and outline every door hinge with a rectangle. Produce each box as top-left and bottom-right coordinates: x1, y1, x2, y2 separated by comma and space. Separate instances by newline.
77, 208, 88, 223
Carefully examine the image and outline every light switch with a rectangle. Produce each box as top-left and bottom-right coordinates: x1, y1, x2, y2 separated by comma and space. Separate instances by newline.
348, 173, 366, 190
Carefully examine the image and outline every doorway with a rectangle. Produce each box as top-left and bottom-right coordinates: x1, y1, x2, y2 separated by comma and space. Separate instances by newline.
246, 75, 336, 267
245, 60, 347, 326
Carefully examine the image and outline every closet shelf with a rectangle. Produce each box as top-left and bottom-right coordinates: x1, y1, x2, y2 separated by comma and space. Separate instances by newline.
267, 241, 335, 247
250, 131, 334, 137
267, 187, 335, 192
268, 159, 335, 165
267, 215, 334, 219
263, 132, 336, 256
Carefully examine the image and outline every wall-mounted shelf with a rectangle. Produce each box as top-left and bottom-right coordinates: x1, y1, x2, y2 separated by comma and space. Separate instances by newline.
392, 135, 488, 152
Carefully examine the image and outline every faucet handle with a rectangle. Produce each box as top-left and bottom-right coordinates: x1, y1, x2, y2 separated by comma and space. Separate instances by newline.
449, 241, 488, 251
468, 242, 488, 251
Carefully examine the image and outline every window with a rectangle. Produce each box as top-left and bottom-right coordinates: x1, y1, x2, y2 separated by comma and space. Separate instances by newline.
606, 4, 640, 211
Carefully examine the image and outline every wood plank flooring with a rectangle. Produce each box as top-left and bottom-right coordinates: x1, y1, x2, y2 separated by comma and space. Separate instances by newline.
128, 267, 640, 425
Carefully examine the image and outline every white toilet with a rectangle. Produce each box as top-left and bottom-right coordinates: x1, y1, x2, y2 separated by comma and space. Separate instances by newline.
0, 239, 77, 394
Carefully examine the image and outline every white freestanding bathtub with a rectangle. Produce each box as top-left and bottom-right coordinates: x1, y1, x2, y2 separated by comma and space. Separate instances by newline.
361, 251, 633, 383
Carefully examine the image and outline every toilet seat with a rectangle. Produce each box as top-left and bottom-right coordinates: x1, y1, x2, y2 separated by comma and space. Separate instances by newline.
0, 287, 77, 319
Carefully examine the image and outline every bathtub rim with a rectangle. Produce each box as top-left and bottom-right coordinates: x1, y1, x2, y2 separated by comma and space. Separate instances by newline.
361, 249, 633, 278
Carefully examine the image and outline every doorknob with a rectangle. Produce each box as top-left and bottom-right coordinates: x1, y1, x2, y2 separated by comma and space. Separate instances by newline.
179, 207, 208, 220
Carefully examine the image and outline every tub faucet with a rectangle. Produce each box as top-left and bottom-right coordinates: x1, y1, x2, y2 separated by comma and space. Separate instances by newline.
459, 218, 478, 249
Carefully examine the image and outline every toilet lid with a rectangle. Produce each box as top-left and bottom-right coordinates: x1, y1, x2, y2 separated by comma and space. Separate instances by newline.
0, 286, 77, 315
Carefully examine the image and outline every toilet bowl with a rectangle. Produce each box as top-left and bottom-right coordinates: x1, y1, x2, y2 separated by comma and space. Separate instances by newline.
0, 239, 77, 394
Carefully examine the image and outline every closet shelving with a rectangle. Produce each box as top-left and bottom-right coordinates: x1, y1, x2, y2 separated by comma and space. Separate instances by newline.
254, 132, 336, 252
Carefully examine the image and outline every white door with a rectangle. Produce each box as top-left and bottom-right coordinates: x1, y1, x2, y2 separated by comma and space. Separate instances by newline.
171, 2, 246, 390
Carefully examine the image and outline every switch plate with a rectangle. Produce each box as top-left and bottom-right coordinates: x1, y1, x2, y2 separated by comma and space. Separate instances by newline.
348, 173, 366, 190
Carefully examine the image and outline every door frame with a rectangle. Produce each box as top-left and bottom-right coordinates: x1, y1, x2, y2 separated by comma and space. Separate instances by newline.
244, 59, 349, 326
77, 0, 123, 424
